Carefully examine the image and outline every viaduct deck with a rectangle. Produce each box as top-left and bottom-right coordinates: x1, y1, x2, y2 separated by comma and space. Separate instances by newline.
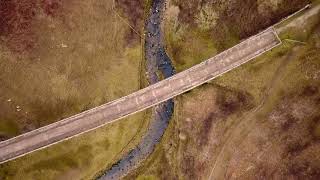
0, 28, 281, 164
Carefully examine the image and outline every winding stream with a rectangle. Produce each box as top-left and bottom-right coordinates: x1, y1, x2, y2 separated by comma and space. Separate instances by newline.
97, 0, 175, 179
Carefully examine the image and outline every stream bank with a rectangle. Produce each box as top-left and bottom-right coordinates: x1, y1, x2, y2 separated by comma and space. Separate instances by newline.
97, 0, 175, 179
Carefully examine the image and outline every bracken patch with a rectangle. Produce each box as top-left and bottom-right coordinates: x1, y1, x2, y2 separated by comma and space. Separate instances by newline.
41, 0, 63, 17
197, 113, 217, 147
0, 0, 37, 53
115, 0, 144, 43
0, 0, 64, 53
218, 0, 310, 38
301, 85, 319, 97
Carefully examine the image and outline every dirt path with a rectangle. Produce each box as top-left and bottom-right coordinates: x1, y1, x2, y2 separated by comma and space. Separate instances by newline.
208, 4, 320, 178
207, 45, 302, 180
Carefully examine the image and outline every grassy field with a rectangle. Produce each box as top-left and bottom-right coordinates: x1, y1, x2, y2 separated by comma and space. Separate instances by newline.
1, 0, 319, 179
125, 1, 320, 179
0, 0, 150, 179
0, 0, 144, 136
163, 0, 310, 72
0, 111, 150, 180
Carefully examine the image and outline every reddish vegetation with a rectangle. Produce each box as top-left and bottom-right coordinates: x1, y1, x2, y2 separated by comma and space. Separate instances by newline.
115, 0, 144, 43
212, 0, 310, 50
197, 89, 252, 148
0, 0, 63, 53
41, 0, 63, 17
177, 85, 254, 179
221, 0, 310, 38
177, 82, 320, 180
224, 84, 320, 180
216, 87, 253, 116
172, 0, 310, 50
175, 0, 200, 26
0, 0, 37, 53
301, 85, 319, 97
198, 113, 217, 147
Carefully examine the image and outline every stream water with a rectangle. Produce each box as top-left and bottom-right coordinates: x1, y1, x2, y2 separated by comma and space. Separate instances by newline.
97, 0, 175, 179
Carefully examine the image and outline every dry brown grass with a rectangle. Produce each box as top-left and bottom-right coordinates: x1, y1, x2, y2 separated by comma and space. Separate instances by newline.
0, 0, 149, 179
165, 0, 310, 71
0, 0, 37, 53
115, 0, 145, 43
224, 83, 320, 180
219, 0, 310, 38
0, 0, 144, 136
125, 84, 255, 180
128, 4, 320, 180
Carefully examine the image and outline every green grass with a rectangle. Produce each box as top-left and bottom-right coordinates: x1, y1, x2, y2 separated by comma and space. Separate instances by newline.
0, 0, 144, 135
165, 28, 219, 72
124, 103, 180, 180
164, 19, 241, 72
0, 111, 150, 180
136, 176, 159, 180
0, 120, 19, 137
